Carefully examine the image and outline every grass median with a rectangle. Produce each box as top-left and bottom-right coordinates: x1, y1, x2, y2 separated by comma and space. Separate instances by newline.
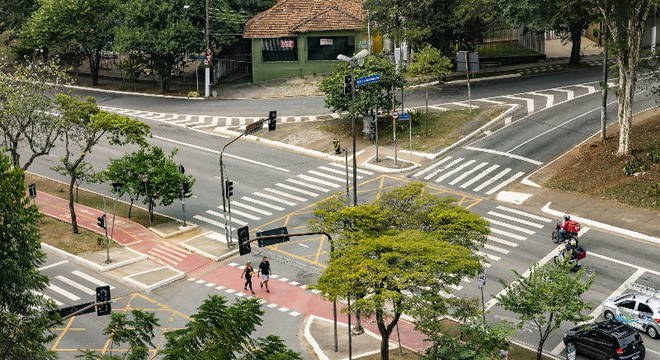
39, 215, 117, 255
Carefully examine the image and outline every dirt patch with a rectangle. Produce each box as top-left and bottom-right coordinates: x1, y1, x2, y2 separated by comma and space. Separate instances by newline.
257, 106, 505, 155
39, 216, 116, 255
217, 76, 325, 98
26, 173, 171, 228
540, 109, 660, 210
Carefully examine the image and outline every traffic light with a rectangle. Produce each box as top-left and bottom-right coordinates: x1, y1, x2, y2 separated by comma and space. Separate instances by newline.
97, 214, 106, 229
225, 180, 234, 199
95, 285, 111, 316
343, 75, 352, 95
268, 111, 277, 131
332, 138, 341, 155
181, 181, 191, 194
237, 226, 251, 256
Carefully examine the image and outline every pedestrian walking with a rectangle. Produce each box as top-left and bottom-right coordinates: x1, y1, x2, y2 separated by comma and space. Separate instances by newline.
259, 257, 271, 293
241, 261, 255, 295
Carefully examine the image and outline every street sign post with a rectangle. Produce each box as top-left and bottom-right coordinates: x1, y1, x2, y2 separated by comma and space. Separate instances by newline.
478, 271, 486, 324
398, 113, 410, 121
391, 111, 399, 120
245, 119, 265, 135
355, 74, 381, 86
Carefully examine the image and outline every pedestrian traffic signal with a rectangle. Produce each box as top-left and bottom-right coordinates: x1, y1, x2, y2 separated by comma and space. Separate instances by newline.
97, 214, 106, 229
225, 180, 234, 199
28, 183, 37, 199
344, 75, 353, 95
95, 285, 111, 316
181, 181, 191, 194
237, 226, 251, 256
268, 111, 277, 131
332, 138, 341, 155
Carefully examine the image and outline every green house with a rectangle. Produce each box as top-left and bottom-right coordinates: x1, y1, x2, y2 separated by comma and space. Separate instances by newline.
243, 0, 369, 82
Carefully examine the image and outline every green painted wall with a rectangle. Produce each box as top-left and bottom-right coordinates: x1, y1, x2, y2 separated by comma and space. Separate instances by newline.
250, 31, 368, 82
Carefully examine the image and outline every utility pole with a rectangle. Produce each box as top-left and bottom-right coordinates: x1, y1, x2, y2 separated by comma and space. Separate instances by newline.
600, 23, 608, 141
652, 6, 657, 54
350, 67, 358, 207
205, 0, 211, 98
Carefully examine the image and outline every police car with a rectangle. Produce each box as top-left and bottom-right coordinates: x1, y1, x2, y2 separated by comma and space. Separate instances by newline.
602, 283, 660, 339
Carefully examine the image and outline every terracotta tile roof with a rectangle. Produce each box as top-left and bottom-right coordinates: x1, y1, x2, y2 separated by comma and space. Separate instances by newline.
244, 0, 364, 38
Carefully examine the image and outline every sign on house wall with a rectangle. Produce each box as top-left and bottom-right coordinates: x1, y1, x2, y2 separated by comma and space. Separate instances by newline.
280, 39, 295, 48
320, 38, 334, 46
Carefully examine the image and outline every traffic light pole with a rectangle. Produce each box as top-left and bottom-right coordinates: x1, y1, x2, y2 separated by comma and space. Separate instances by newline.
350, 66, 358, 207
219, 132, 246, 247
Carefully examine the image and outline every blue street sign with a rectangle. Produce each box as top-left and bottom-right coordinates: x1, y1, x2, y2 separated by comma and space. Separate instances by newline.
398, 113, 411, 120
355, 74, 381, 86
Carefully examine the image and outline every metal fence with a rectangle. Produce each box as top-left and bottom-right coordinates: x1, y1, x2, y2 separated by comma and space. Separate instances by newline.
477, 28, 546, 57
217, 54, 251, 78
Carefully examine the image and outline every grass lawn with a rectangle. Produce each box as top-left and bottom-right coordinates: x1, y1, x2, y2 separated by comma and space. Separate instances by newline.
26, 173, 172, 228
477, 41, 540, 57
39, 216, 117, 255
545, 111, 660, 210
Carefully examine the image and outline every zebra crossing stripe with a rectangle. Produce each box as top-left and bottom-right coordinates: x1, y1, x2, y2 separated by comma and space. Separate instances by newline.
307, 170, 346, 183
263, 188, 307, 202
490, 228, 527, 241
486, 211, 544, 228
435, 160, 476, 183
460, 165, 499, 189
484, 244, 510, 254
286, 178, 330, 192
484, 171, 525, 195
495, 206, 552, 223
232, 201, 272, 216
222, 207, 261, 221
473, 168, 512, 192
55, 275, 95, 295
476, 251, 500, 262
318, 166, 362, 179
486, 218, 536, 235
48, 284, 80, 301
448, 162, 488, 185
413, 156, 452, 178
253, 192, 296, 206
242, 196, 285, 211
72, 271, 115, 289
206, 210, 248, 226
503, 95, 534, 113
194, 214, 230, 229
528, 92, 554, 107
297, 174, 341, 188
487, 235, 518, 247
276, 183, 319, 197
424, 158, 464, 180
34, 291, 63, 306
328, 162, 374, 175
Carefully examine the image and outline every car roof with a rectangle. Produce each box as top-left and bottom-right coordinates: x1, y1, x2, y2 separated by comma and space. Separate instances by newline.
618, 293, 660, 311
594, 321, 637, 337
647, 298, 660, 311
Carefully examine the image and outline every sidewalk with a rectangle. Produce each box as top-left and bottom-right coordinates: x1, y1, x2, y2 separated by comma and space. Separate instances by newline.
35, 192, 230, 289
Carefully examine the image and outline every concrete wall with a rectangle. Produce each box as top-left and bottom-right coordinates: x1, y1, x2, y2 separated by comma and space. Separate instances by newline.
250, 31, 370, 82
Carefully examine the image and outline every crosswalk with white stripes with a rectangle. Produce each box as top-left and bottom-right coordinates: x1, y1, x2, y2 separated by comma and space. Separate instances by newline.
146, 243, 192, 266
192, 163, 374, 234
413, 156, 526, 195
35, 269, 115, 307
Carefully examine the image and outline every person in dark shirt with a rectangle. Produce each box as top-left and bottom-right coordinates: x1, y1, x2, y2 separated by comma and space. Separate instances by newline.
241, 261, 255, 295
258, 257, 271, 293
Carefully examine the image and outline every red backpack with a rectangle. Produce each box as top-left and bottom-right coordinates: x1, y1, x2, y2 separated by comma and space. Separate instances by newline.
566, 220, 581, 233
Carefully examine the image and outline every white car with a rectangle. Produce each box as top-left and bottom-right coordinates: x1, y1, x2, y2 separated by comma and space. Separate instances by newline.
603, 292, 660, 339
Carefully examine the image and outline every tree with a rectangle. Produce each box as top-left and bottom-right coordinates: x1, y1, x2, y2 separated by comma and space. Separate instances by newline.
52, 161, 99, 203
56, 94, 150, 233
496, 263, 594, 360
407, 45, 452, 135
161, 296, 301, 359
103, 146, 194, 222
20, 0, 117, 85
592, 0, 659, 155
0, 152, 59, 360
0, 0, 37, 32
364, 0, 431, 50
419, 319, 514, 360
0, 59, 70, 170
319, 55, 404, 117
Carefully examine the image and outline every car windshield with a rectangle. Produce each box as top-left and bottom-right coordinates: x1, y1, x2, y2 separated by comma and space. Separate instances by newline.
618, 334, 639, 348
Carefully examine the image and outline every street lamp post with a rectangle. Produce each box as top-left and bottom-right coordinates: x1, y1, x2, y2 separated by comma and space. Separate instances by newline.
108, 182, 123, 264
140, 174, 151, 228
337, 49, 369, 207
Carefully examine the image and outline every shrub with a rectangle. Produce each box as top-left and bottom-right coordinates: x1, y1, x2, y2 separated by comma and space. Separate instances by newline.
623, 157, 648, 176
187, 91, 200, 98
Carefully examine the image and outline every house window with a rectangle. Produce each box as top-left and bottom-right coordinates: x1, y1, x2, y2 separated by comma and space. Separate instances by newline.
308, 36, 355, 61
262, 38, 298, 62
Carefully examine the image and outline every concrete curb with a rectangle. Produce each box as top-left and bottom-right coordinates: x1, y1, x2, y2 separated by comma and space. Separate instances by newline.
121, 265, 186, 292
57, 83, 205, 100
40, 242, 147, 272
149, 223, 198, 239
362, 155, 420, 174
541, 202, 660, 244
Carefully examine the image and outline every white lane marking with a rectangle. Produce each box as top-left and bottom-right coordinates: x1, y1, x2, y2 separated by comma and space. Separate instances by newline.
222, 207, 261, 221
424, 158, 464, 180
187, 277, 196, 281
490, 228, 527, 241
34, 291, 63, 306
551, 268, 647, 356
205, 282, 214, 287
495, 206, 552, 223
298, 243, 310, 248
413, 156, 453, 178
193, 215, 231, 229
235, 292, 245, 297
206, 210, 248, 226
528, 92, 554, 108
290, 311, 300, 317
297, 174, 340, 188
487, 235, 519, 247
503, 95, 534, 113
72, 271, 115, 289
152, 135, 290, 173
264, 188, 307, 202
551, 88, 574, 100
463, 146, 543, 165
216, 286, 225, 290
475, 98, 505, 104
460, 165, 500, 188
484, 243, 510, 254
225, 289, 236, 294
486, 218, 536, 235
270, 274, 279, 278
232, 201, 272, 216
286, 178, 330, 192
485, 171, 525, 195
38, 260, 69, 271
280, 278, 289, 282
318, 166, 363, 179
290, 281, 300, 286
487, 211, 544, 229
276, 183, 319, 197
476, 251, 501, 262
160, 242, 191, 255
228, 263, 239, 267
242, 197, 285, 211
253, 192, 296, 206
47, 284, 80, 301
307, 170, 346, 183
55, 276, 96, 295
448, 284, 463, 291
451, 102, 479, 109
150, 246, 185, 262
148, 252, 177, 265
473, 168, 512, 192
328, 162, 374, 175
448, 162, 489, 185
267, 303, 277, 308
429, 105, 449, 111
436, 160, 477, 183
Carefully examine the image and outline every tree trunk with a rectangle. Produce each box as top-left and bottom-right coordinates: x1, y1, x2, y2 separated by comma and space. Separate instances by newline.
128, 199, 134, 219
380, 331, 390, 360
149, 202, 154, 223
75, 184, 79, 203
568, 24, 583, 67
617, 65, 635, 155
536, 340, 545, 360
89, 52, 101, 86
68, 175, 79, 234
425, 88, 429, 136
